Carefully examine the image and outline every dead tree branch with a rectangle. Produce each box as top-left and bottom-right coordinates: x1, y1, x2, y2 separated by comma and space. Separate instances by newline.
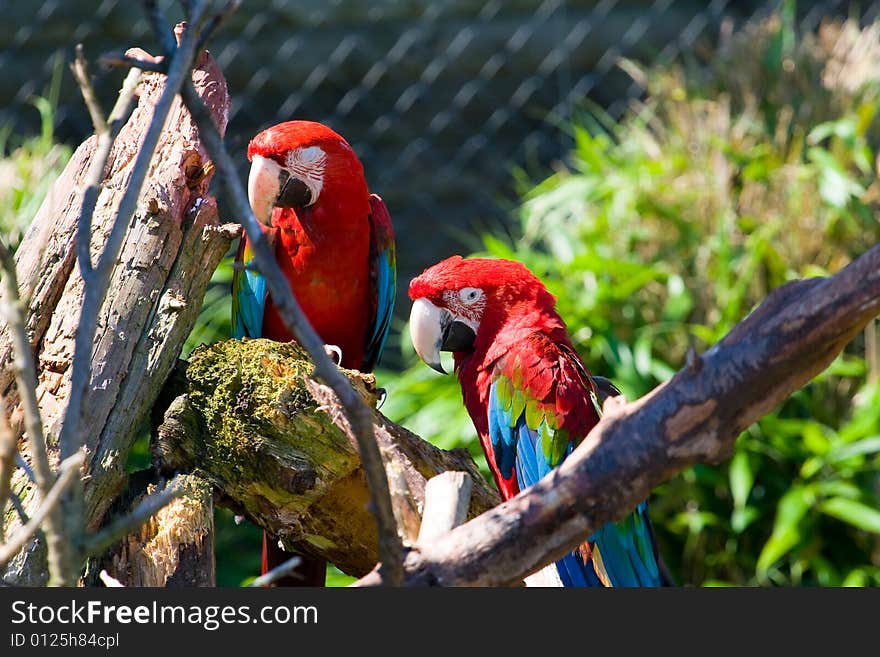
70, 44, 110, 137
0, 239, 70, 583
83, 475, 189, 557
0, 239, 54, 490
417, 472, 472, 544
92, 473, 215, 587
248, 556, 303, 588
99, 569, 125, 587
59, 3, 207, 465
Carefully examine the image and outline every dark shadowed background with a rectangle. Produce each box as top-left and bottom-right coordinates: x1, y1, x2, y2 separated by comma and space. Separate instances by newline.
5, 0, 862, 349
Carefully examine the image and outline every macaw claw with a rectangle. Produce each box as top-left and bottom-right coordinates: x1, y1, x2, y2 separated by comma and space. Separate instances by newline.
375, 387, 388, 409
323, 344, 343, 365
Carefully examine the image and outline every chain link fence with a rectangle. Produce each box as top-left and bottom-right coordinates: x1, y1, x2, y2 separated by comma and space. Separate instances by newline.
3, 0, 879, 337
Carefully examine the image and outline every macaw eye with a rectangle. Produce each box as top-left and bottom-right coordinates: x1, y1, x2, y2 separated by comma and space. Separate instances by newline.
458, 287, 483, 305
298, 146, 323, 163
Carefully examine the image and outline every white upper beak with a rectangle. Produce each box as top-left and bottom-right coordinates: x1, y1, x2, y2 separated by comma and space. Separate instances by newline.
409, 298, 450, 374
247, 154, 284, 226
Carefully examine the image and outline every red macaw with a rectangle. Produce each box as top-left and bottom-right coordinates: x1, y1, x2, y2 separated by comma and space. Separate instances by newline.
407, 256, 665, 586
232, 120, 396, 586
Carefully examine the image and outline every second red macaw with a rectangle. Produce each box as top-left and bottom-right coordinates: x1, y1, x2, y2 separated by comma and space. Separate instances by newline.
408, 256, 665, 587
232, 120, 396, 585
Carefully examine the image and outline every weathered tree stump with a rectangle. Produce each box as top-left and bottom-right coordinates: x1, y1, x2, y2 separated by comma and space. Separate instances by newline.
1, 44, 237, 585
97, 474, 215, 587
155, 339, 500, 577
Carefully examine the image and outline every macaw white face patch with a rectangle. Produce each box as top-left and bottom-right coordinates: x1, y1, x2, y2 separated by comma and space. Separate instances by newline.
285, 146, 327, 206
442, 287, 485, 332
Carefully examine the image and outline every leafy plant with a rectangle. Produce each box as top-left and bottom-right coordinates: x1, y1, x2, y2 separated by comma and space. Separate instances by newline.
0, 57, 72, 252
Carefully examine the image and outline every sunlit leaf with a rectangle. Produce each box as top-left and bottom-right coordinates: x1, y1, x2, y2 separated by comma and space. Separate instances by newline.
729, 450, 753, 510
828, 436, 880, 463
756, 487, 812, 574
732, 506, 760, 533
819, 498, 880, 533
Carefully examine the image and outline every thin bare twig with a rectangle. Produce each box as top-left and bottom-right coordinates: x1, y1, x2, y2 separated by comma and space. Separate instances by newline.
178, 78, 406, 585
8, 492, 29, 525
0, 404, 16, 537
69, 44, 106, 135
82, 475, 188, 557
0, 243, 52, 492
194, 0, 241, 54
142, 0, 178, 57
0, 238, 70, 584
98, 52, 166, 74
247, 556, 303, 588
0, 452, 85, 569
14, 454, 34, 483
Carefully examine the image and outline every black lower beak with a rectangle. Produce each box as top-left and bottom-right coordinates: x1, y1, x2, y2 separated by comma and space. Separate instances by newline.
276, 172, 312, 208
441, 320, 475, 353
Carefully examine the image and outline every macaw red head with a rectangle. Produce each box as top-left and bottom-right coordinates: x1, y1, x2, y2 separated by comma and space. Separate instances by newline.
246, 120, 367, 225
408, 256, 560, 373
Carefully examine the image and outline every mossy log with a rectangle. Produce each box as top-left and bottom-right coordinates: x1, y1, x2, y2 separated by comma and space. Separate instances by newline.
155, 338, 500, 577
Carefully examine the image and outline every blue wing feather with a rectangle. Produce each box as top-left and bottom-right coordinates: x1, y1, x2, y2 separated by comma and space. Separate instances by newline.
487, 376, 663, 587
231, 239, 267, 340
488, 387, 518, 480
362, 194, 396, 372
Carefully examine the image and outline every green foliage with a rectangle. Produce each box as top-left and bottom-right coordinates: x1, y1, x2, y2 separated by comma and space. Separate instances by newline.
182, 253, 235, 358
0, 57, 72, 251
381, 10, 880, 586
215, 508, 262, 586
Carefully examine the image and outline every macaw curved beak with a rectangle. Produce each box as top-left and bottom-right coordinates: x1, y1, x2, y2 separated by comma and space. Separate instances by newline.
408, 298, 476, 374
248, 154, 284, 226
247, 154, 313, 226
